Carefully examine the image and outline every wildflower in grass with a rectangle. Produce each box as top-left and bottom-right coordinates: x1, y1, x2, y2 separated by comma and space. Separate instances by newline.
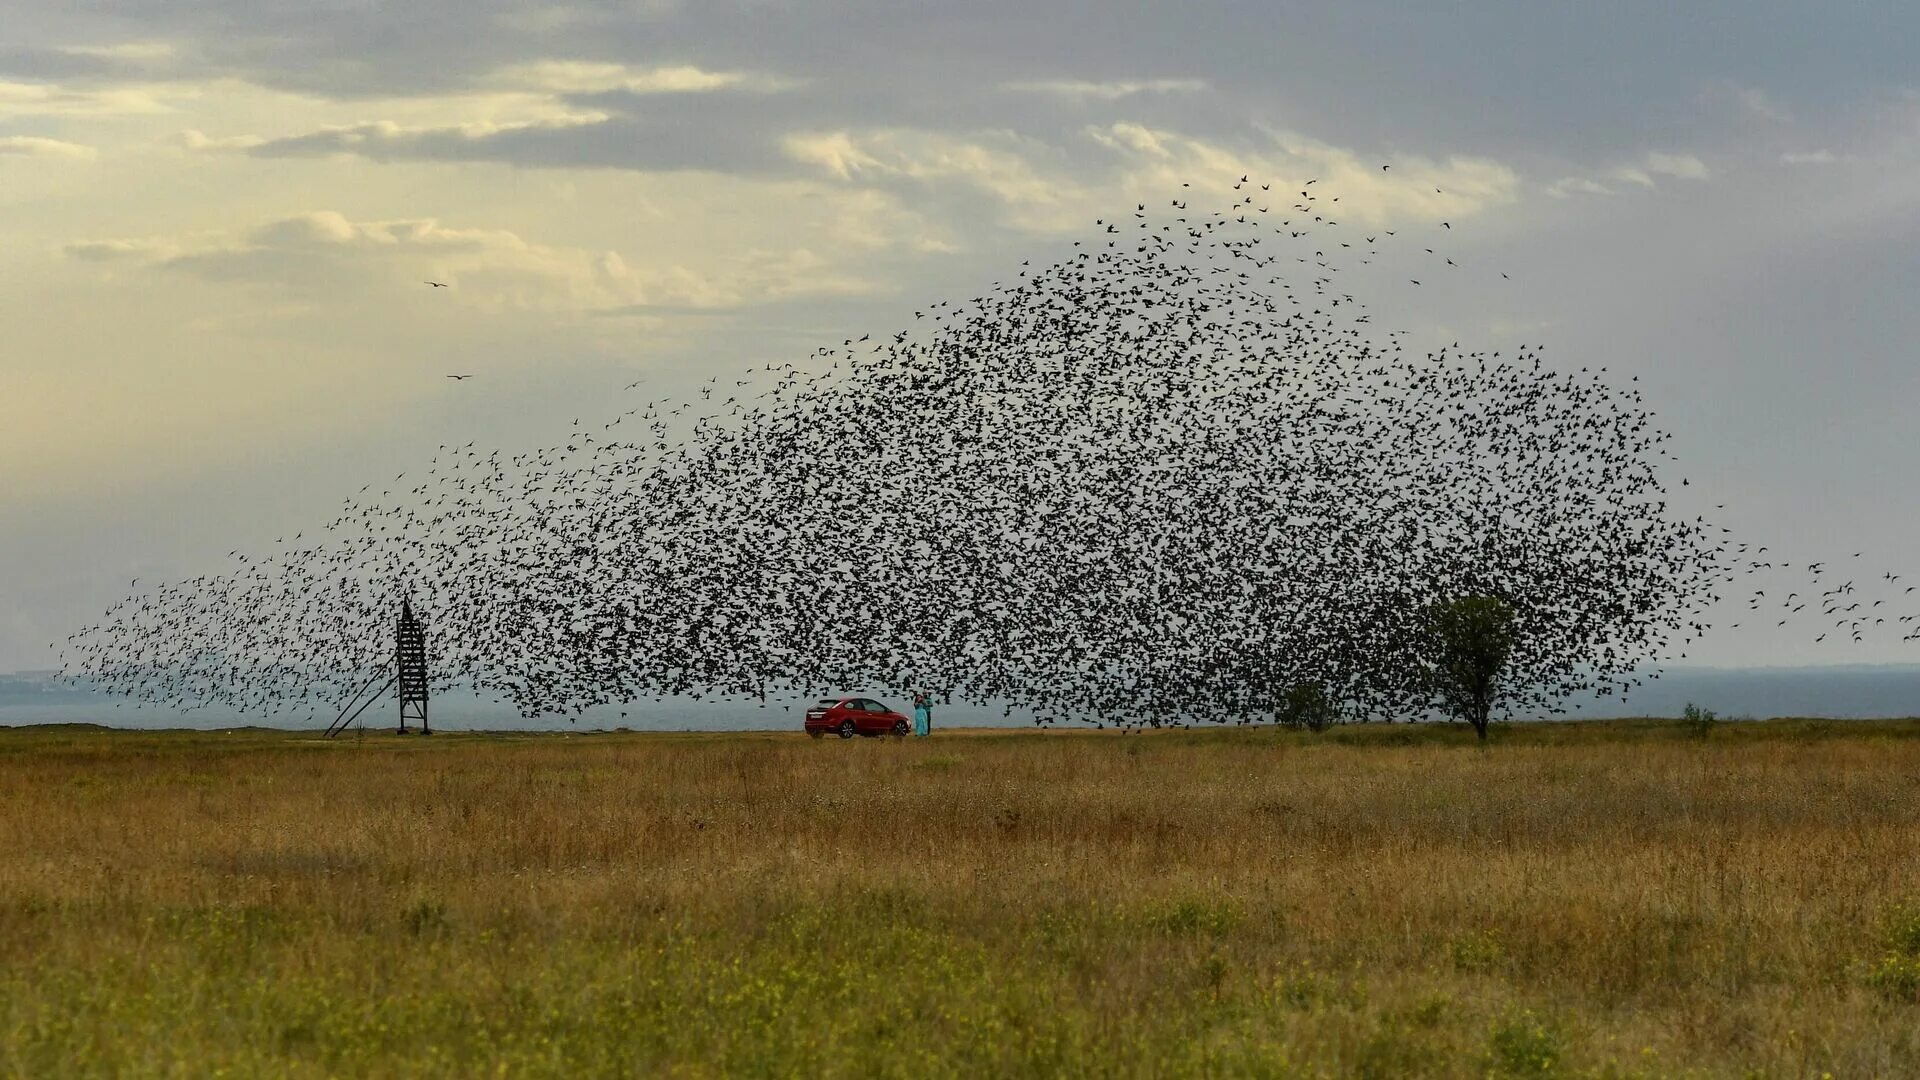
1485, 1007, 1564, 1077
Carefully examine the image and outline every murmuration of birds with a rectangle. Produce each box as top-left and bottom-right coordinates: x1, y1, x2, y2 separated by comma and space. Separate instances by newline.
57, 174, 1920, 728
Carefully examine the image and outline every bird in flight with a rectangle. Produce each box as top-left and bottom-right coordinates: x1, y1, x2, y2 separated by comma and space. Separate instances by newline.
425, 281, 449, 288
446, 374, 473, 381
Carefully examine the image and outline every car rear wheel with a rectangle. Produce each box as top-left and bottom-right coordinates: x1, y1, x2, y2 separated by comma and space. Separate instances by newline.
891, 719, 909, 738
838, 719, 856, 739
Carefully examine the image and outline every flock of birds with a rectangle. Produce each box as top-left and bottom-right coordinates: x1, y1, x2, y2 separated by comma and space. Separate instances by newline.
57, 172, 1920, 727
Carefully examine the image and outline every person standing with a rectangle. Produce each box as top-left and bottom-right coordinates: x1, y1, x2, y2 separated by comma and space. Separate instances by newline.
912, 690, 933, 736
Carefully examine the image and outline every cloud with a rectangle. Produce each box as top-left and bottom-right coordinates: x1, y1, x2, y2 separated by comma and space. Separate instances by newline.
227, 107, 787, 172
64, 210, 881, 312
0, 135, 95, 159
785, 129, 1060, 195
491, 6, 600, 35
1644, 151, 1710, 180
0, 78, 170, 117
1735, 85, 1789, 122
1545, 176, 1615, 198
63, 238, 170, 261
493, 60, 795, 96
169, 128, 266, 151
1096, 123, 1522, 227
1732, 85, 1792, 123
0, 42, 178, 81
164, 58, 799, 173
241, 114, 611, 161
1002, 78, 1209, 101
1546, 151, 1709, 197
1780, 149, 1838, 165
1488, 318, 1558, 340
785, 128, 1085, 230
58, 42, 178, 63
787, 121, 1521, 232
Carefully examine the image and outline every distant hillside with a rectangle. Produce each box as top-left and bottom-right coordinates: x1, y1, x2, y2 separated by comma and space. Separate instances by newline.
0, 671, 111, 707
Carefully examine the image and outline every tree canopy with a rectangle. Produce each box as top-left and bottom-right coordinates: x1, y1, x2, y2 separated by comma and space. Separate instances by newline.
1423, 595, 1518, 740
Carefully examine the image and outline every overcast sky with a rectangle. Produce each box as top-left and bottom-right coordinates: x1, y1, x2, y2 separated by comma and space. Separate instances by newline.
4, 2, 1918, 673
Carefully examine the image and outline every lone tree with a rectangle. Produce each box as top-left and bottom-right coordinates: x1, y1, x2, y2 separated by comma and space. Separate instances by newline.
1423, 595, 1517, 741
1281, 682, 1337, 732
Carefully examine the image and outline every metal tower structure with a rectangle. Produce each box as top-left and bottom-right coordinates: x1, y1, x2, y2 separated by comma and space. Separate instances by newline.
396, 596, 429, 734
323, 594, 431, 737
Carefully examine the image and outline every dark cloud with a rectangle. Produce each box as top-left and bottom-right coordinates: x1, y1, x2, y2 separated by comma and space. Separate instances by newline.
18, 0, 1918, 158
0, 46, 141, 80
218, 69, 1243, 179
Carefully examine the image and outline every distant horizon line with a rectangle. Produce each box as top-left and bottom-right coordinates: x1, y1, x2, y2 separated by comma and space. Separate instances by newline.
13, 660, 1920, 681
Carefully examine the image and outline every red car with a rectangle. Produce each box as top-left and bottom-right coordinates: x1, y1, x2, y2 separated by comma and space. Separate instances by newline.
805, 696, 911, 739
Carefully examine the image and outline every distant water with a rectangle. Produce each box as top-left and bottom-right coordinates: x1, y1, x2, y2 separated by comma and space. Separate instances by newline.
1552, 665, 1920, 720
0, 678, 1043, 732
2, 667, 1916, 731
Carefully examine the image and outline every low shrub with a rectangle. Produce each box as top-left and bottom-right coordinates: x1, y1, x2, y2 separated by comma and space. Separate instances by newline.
1268, 965, 1362, 1012
1280, 684, 1338, 732
1144, 896, 1243, 938
1865, 900, 1920, 1002
1682, 702, 1718, 739
1449, 928, 1507, 974
1865, 953, 1920, 1003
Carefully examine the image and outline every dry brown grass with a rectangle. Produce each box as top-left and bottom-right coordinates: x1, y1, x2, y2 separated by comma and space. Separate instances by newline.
3, 719, 1920, 1077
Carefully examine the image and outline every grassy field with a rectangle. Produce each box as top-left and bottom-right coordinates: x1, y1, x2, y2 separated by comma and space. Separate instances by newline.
3, 719, 1920, 1078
